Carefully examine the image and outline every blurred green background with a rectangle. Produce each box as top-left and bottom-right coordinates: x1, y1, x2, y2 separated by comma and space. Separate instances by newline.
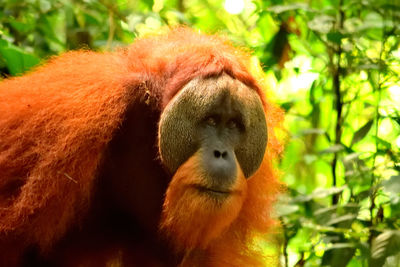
1, 0, 399, 266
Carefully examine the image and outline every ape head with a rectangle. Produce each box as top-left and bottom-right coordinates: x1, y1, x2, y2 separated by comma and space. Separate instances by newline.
159, 74, 267, 178
0, 27, 283, 266
159, 74, 268, 250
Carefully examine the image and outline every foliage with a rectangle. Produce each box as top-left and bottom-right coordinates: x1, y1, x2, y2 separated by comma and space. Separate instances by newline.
0, 0, 399, 266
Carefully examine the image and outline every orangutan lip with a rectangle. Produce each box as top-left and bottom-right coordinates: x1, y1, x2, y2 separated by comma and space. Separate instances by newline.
193, 185, 232, 195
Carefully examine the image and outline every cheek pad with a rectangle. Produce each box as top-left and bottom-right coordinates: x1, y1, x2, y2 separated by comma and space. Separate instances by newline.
158, 93, 198, 175
235, 99, 267, 178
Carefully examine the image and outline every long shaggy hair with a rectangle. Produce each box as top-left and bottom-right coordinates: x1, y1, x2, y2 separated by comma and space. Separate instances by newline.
0, 27, 283, 265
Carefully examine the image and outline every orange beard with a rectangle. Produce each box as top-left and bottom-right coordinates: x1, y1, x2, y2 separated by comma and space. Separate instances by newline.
159, 152, 247, 252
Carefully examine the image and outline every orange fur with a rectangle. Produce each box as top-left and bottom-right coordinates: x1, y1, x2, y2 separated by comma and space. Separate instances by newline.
160, 151, 247, 252
163, 149, 282, 267
0, 27, 283, 265
0, 51, 134, 263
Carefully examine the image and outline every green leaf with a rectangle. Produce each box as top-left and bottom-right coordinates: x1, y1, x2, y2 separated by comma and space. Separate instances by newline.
142, 0, 155, 10
357, 63, 381, 70
391, 116, 400, 127
275, 203, 299, 217
280, 101, 294, 112
314, 206, 337, 224
382, 176, 400, 195
326, 214, 357, 226
301, 128, 325, 135
314, 203, 360, 226
9, 19, 35, 34
39, 0, 52, 13
322, 243, 356, 267
320, 144, 345, 154
310, 187, 345, 199
327, 31, 343, 44
308, 15, 335, 34
292, 187, 345, 202
374, 136, 392, 149
268, 3, 310, 14
370, 231, 400, 266
0, 40, 40, 75
351, 119, 374, 146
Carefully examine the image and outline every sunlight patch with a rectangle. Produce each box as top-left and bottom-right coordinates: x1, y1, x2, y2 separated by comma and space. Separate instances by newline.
224, 0, 245, 14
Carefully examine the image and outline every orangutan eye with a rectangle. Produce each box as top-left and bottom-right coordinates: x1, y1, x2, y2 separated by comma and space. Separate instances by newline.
227, 118, 244, 131
227, 119, 237, 129
205, 116, 218, 126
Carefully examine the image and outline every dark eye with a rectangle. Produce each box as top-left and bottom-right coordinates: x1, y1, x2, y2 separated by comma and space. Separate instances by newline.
227, 118, 244, 131
205, 116, 218, 126
227, 119, 237, 129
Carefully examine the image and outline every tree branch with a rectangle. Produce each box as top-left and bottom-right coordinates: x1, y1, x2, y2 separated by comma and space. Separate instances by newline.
331, 0, 345, 205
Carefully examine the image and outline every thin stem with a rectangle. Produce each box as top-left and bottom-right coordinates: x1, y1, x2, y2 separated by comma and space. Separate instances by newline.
331, 0, 345, 205
281, 218, 289, 267
106, 9, 116, 50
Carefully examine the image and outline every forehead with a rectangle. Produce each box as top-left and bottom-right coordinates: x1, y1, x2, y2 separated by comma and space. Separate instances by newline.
177, 73, 261, 108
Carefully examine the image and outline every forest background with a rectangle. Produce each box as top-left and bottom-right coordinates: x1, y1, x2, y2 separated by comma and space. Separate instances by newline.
0, 0, 399, 266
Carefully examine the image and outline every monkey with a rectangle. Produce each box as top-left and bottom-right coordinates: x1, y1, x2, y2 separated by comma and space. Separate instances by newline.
0, 27, 283, 266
